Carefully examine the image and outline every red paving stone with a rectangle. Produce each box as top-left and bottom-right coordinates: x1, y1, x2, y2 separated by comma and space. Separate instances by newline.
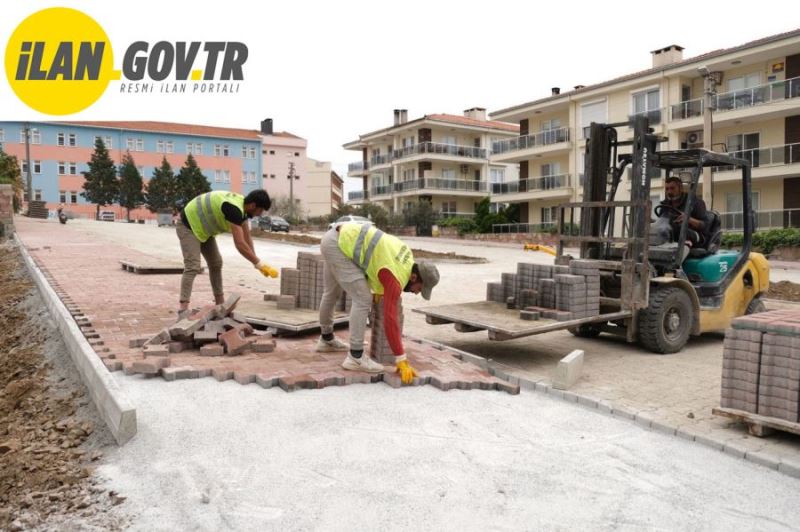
15, 218, 518, 394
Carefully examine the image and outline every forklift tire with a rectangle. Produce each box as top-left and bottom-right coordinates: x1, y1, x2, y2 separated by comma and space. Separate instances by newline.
746, 297, 766, 315
637, 286, 693, 354
569, 324, 602, 338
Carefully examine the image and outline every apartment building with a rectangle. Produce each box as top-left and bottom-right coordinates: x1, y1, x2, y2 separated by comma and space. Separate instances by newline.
306, 158, 343, 218
1, 121, 263, 219
490, 29, 800, 231
259, 119, 308, 212
344, 108, 519, 217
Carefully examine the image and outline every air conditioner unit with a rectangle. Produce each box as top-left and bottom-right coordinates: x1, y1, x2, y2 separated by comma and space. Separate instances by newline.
686, 130, 704, 147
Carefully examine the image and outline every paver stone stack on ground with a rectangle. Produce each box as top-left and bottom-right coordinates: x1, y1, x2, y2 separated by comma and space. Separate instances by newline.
0, 184, 14, 237
370, 296, 404, 365
274, 252, 351, 312
128, 293, 277, 374
718, 309, 800, 433
485, 259, 602, 322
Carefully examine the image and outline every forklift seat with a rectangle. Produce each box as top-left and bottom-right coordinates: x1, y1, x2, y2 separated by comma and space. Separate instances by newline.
687, 210, 722, 258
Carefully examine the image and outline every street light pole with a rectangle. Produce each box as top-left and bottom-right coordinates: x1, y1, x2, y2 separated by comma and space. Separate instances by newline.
700, 70, 720, 209
24, 122, 33, 213
288, 161, 295, 221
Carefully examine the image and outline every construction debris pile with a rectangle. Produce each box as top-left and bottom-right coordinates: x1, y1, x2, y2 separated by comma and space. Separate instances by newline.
721, 309, 800, 423
486, 259, 601, 322
271, 252, 351, 312
129, 293, 276, 373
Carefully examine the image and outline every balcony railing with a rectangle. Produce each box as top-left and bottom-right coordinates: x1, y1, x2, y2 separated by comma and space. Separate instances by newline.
671, 76, 800, 120
712, 143, 800, 172
671, 98, 703, 120
491, 174, 571, 195
370, 153, 393, 166
348, 161, 368, 173
491, 127, 571, 155
393, 142, 487, 160
720, 208, 800, 231
370, 184, 393, 197
714, 76, 800, 112
492, 222, 557, 234
628, 108, 664, 126
347, 190, 368, 201
394, 178, 488, 193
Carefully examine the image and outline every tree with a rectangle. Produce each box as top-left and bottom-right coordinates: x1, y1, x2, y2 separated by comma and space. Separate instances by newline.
0, 148, 23, 212
175, 154, 211, 209
81, 137, 119, 219
403, 199, 437, 236
268, 195, 305, 224
117, 152, 145, 221
145, 157, 179, 213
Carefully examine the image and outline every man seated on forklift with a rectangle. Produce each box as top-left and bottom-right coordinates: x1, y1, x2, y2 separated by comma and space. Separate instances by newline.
659, 176, 709, 262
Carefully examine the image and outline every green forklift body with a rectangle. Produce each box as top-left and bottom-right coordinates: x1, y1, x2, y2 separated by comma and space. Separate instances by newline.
683, 250, 739, 283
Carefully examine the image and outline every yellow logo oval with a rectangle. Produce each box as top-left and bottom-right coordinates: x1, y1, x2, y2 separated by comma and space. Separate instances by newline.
5, 7, 115, 115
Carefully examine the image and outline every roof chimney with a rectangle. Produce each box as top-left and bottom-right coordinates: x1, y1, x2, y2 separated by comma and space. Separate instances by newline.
393, 109, 401, 126
399, 109, 408, 124
463, 107, 487, 121
574, 85, 586, 91
551, 87, 560, 96
651, 44, 684, 68
260, 118, 273, 135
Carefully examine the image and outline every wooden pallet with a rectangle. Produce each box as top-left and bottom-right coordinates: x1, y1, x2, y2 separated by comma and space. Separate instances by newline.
120, 259, 199, 274
232, 300, 348, 334
712, 406, 800, 438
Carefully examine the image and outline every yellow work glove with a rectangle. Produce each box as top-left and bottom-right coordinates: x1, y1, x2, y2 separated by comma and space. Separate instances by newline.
395, 355, 417, 385
255, 260, 279, 278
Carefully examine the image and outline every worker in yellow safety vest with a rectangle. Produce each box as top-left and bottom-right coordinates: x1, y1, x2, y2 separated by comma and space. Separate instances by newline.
315, 222, 440, 384
177, 189, 278, 318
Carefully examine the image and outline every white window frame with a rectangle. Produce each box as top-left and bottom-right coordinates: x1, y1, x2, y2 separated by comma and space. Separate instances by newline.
214, 169, 222, 183
59, 190, 66, 203
541, 119, 561, 131
726, 191, 760, 213
156, 140, 165, 153
33, 160, 41, 174
32, 130, 41, 144
94, 135, 112, 149
441, 168, 456, 179
222, 145, 230, 157
728, 73, 761, 91
58, 162, 66, 175
136, 138, 144, 152
70, 191, 78, 204
630, 85, 661, 115
34, 189, 42, 201
540, 162, 560, 177
0, 128, 4, 143
165, 140, 174, 154
579, 98, 608, 139
490, 168, 505, 183
69, 162, 78, 175
58, 132, 65, 146
223, 170, 230, 183
726, 131, 760, 152
68, 133, 77, 147
441, 135, 457, 146
241, 145, 248, 158
127, 137, 136, 151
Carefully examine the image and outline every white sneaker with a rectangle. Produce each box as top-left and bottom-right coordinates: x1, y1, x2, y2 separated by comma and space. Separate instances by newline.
341, 354, 384, 373
315, 335, 349, 352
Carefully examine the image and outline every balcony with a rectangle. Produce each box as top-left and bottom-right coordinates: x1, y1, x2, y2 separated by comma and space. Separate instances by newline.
490, 174, 572, 201
720, 208, 800, 231
492, 222, 557, 234
491, 127, 571, 162
715, 76, 800, 113
711, 143, 800, 180
347, 161, 368, 177
671, 98, 703, 121
394, 178, 488, 195
628, 108, 664, 126
370, 184, 393, 198
347, 190, 368, 203
392, 142, 487, 161
370, 153, 393, 169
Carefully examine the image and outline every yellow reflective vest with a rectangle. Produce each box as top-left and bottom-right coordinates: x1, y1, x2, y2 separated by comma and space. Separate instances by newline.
337, 222, 413, 294
184, 191, 245, 242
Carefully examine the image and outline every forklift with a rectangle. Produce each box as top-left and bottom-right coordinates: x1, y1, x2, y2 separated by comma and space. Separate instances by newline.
415, 116, 769, 353
561, 115, 769, 353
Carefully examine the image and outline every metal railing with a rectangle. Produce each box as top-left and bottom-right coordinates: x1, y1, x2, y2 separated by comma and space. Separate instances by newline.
348, 161, 368, 173
720, 208, 800, 231
490, 174, 571, 195
347, 190, 368, 201
492, 222, 557, 234
712, 143, 800, 172
670, 98, 703, 120
715, 76, 800, 112
394, 178, 488, 193
370, 153, 393, 166
370, 184, 393, 197
437, 212, 477, 219
671, 76, 800, 120
393, 142, 487, 160
628, 108, 664, 125
491, 127, 571, 154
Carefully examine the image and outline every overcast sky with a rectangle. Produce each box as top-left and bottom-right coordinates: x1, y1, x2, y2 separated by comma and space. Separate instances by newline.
2, 0, 796, 193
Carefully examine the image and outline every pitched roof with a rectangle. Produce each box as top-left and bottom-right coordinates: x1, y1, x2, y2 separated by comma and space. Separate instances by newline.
59, 120, 263, 140
491, 27, 800, 116
426, 114, 519, 132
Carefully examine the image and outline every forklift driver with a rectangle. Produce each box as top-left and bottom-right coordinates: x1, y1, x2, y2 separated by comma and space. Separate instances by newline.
658, 176, 709, 262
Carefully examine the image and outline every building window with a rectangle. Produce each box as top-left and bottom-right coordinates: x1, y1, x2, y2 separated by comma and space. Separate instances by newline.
34, 189, 42, 201
214, 169, 222, 183
70, 191, 78, 204
580, 99, 607, 139
727, 133, 760, 166
269, 150, 275, 155
21, 129, 42, 144
137, 166, 145, 175
127, 137, 144, 151
241, 146, 248, 158
726, 191, 760, 213
58, 161, 66, 175
58, 132, 65, 146
541, 207, 558, 225
490, 168, 505, 183
442, 201, 457, 216
249, 171, 257, 183
270, 174, 275, 179
214, 144, 230, 157
166, 141, 174, 153
728, 73, 761, 92
441, 136, 456, 146
187, 142, 202, 155
241, 172, 247, 184
94, 135, 112, 149
250, 147, 257, 159
631, 88, 661, 123
69, 162, 77, 175
441, 168, 455, 180
59, 190, 66, 203
294, 152, 300, 157
33, 160, 41, 174
223, 170, 230, 183
68, 133, 77, 147
402, 168, 416, 181
21, 161, 27, 174
157, 140, 164, 152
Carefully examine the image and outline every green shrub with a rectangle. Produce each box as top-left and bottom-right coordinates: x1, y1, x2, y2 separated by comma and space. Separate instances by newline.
722, 228, 800, 254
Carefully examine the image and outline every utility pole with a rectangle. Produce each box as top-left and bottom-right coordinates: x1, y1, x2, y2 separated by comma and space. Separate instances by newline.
288, 161, 296, 221
24, 123, 34, 214
700, 69, 721, 209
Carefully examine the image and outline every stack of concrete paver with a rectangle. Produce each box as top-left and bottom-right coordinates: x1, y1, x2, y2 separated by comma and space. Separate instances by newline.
721, 309, 800, 425
484, 259, 602, 322
276, 252, 351, 312
129, 293, 277, 374
370, 296, 404, 365
0, 184, 14, 237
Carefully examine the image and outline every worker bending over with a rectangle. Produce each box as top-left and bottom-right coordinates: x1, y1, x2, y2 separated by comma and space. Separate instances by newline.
315, 222, 439, 384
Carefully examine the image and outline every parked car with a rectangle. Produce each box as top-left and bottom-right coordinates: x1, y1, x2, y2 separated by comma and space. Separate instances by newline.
258, 215, 290, 232
328, 215, 372, 230
99, 211, 115, 222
